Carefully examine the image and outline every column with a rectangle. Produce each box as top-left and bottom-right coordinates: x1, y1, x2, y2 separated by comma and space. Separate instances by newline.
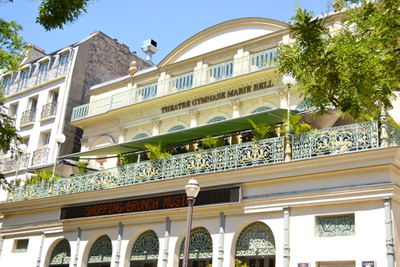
218, 212, 225, 267
188, 110, 200, 127
73, 228, 82, 267
162, 217, 171, 267
117, 127, 128, 143
114, 222, 124, 267
384, 198, 395, 267
283, 207, 290, 267
151, 119, 162, 136
230, 100, 242, 144
36, 232, 45, 267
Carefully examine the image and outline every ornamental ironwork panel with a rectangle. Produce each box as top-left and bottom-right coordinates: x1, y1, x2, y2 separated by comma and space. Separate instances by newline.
32, 147, 50, 165
16, 239, 29, 253
131, 230, 159, 261
316, 214, 355, 237
236, 222, 275, 256
41, 101, 58, 119
50, 239, 71, 265
292, 121, 379, 160
1, 153, 30, 172
20, 109, 36, 125
88, 235, 112, 263
179, 227, 213, 259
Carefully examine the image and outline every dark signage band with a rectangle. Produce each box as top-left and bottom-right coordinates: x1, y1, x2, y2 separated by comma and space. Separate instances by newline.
60, 186, 240, 220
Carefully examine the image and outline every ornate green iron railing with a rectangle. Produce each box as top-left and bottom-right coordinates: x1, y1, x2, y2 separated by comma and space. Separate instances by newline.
71, 47, 278, 121
11, 136, 284, 201
8, 121, 400, 202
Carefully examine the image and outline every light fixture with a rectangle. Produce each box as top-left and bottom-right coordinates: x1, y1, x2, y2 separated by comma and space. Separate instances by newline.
183, 178, 200, 267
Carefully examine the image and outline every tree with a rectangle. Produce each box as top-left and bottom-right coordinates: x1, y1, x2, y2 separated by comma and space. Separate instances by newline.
0, 17, 26, 71
277, 0, 400, 120
0, 91, 22, 158
2, 0, 94, 31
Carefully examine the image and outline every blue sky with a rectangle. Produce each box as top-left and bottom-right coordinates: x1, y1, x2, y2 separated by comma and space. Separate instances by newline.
1, 0, 331, 64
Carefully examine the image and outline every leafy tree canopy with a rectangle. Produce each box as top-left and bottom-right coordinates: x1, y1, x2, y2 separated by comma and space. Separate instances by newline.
2, 0, 94, 31
0, 17, 26, 71
0, 91, 22, 158
277, 0, 400, 120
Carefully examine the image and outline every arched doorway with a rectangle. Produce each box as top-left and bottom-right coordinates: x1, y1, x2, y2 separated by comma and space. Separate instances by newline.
130, 230, 159, 267
179, 227, 212, 267
87, 235, 112, 267
235, 222, 275, 267
49, 239, 71, 267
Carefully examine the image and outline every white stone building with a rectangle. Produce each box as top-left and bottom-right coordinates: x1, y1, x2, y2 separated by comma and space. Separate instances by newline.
0, 31, 151, 197
0, 16, 399, 267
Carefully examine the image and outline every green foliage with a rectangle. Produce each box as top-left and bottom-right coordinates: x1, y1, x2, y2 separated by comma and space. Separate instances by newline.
277, 1, 400, 120
145, 142, 171, 160
0, 91, 22, 158
37, 0, 94, 31
0, 18, 27, 71
76, 160, 89, 174
117, 152, 137, 165
200, 135, 224, 150
248, 119, 276, 141
25, 170, 60, 185
280, 113, 313, 135
235, 259, 249, 267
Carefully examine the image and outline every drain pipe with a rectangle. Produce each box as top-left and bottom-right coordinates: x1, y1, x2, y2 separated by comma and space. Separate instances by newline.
0, 236, 4, 261
218, 212, 225, 267
115, 222, 124, 267
163, 217, 171, 267
36, 232, 45, 267
283, 207, 290, 267
384, 198, 395, 267
73, 228, 82, 267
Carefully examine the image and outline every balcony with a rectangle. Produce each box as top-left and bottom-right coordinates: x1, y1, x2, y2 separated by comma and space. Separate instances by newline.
71, 47, 278, 122
0, 153, 31, 173
20, 109, 36, 126
31, 147, 50, 166
2, 63, 68, 97
8, 121, 400, 202
41, 102, 58, 119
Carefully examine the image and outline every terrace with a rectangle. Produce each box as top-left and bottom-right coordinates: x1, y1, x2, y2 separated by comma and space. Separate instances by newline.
71, 47, 278, 122
8, 118, 400, 202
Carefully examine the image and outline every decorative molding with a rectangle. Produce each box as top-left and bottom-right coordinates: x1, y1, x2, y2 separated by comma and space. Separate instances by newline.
188, 109, 200, 121
117, 127, 128, 137
230, 99, 243, 112
151, 119, 162, 129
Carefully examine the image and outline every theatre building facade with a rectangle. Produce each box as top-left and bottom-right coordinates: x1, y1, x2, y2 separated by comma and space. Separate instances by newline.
1, 17, 400, 267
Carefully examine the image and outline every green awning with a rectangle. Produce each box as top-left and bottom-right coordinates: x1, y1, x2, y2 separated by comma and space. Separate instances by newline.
60, 108, 287, 160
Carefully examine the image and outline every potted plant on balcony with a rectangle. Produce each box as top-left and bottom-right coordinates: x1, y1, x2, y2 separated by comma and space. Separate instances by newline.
76, 160, 89, 174
247, 119, 277, 141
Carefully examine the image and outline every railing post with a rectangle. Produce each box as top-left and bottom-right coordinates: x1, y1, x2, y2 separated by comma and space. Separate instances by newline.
380, 106, 389, 148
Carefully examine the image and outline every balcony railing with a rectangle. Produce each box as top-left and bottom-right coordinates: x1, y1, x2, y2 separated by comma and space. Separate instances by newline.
9, 121, 400, 202
71, 47, 278, 122
41, 102, 58, 119
0, 153, 31, 173
2, 63, 68, 96
32, 147, 50, 166
20, 109, 36, 125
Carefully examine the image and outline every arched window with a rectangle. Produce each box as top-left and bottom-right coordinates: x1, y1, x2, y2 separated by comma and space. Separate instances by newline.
207, 116, 226, 124
49, 239, 70, 266
168, 125, 186, 132
236, 221, 275, 256
88, 235, 112, 266
179, 227, 212, 266
235, 222, 276, 267
133, 133, 149, 140
251, 106, 272, 114
130, 230, 159, 266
